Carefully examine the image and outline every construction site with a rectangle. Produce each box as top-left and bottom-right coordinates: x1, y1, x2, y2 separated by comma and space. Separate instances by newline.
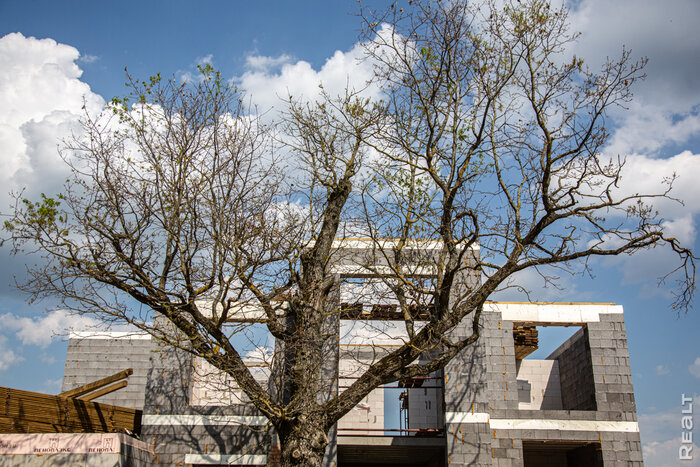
0, 240, 644, 466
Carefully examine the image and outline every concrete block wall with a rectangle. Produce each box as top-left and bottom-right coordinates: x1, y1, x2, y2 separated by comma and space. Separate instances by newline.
444, 311, 494, 466
62, 333, 155, 410
337, 388, 384, 434
547, 327, 596, 411
588, 314, 638, 416
190, 357, 269, 406
515, 360, 563, 410
141, 337, 271, 466
338, 351, 386, 435
443, 304, 644, 466
589, 313, 643, 466
408, 383, 441, 429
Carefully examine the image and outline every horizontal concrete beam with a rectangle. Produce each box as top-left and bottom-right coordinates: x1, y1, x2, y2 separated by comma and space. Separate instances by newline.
445, 412, 638, 433
484, 302, 623, 323
184, 454, 267, 465
69, 331, 151, 340
141, 414, 268, 426
489, 418, 638, 433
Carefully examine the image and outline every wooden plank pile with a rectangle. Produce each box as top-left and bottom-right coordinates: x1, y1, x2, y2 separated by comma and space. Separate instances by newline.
513, 324, 539, 359
0, 369, 141, 435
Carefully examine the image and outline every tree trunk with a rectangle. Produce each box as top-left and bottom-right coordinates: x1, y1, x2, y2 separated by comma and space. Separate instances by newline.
278, 418, 329, 467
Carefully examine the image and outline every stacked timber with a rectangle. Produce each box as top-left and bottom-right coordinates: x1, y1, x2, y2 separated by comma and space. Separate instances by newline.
0, 386, 141, 435
513, 324, 539, 359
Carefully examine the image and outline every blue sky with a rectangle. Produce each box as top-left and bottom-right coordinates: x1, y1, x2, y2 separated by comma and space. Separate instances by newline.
1, 1, 699, 464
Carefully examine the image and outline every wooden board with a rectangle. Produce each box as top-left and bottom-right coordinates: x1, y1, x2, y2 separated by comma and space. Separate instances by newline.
513, 324, 539, 359
0, 386, 141, 435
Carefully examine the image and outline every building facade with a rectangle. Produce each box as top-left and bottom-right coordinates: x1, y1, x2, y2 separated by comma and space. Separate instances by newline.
60, 241, 644, 466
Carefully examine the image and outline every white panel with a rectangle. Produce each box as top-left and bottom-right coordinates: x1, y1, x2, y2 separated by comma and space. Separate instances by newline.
485, 302, 624, 323
489, 418, 639, 433
184, 454, 267, 465
445, 412, 490, 424
445, 413, 639, 433
69, 331, 151, 340
141, 415, 268, 426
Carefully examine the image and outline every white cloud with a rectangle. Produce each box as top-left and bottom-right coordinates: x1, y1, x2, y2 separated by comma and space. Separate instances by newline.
605, 105, 700, 158
690, 357, 700, 378
0, 335, 23, 371
2, 309, 102, 348
617, 152, 700, 222
586, 152, 700, 288
639, 408, 678, 445
639, 402, 700, 465
643, 439, 700, 467
196, 54, 213, 66
567, 0, 700, 217
236, 25, 390, 112
78, 54, 98, 64
0, 33, 103, 188
244, 54, 293, 72
655, 364, 670, 376
40, 353, 56, 365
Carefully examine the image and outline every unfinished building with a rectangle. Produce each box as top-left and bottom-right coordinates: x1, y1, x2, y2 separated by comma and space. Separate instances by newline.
6, 240, 644, 466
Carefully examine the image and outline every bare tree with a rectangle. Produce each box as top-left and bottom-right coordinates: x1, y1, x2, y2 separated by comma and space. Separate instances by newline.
3, 1, 695, 466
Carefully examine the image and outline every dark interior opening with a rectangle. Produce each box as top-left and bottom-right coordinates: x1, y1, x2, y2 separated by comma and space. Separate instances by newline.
338, 444, 445, 467
523, 440, 603, 467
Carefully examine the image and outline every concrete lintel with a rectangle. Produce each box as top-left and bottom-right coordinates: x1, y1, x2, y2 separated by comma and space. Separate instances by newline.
330, 264, 438, 278
69, 331, 151, 340
184, 454, 267, 465
445, 412, 490, 424
141, 414, 268, 426
445, 412, 638, 433
490, 418, 639, 433
484, 302, 624, 323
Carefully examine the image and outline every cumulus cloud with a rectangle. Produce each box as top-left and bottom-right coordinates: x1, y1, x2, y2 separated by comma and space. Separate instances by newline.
2, 309, 102, 348
0, 32, 103, 195
655, 364, 670, 376
579, 151, 700, 290
605, 104, 700, 158
690, 357, 700, 378
620, 151, 700, 228
236, 25, 390, 111
566, 0, 700, 236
